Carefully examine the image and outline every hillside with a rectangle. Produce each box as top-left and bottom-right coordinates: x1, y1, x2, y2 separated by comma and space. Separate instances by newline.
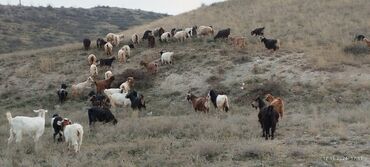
1, 0, 370, 166
0, 5, 167, 53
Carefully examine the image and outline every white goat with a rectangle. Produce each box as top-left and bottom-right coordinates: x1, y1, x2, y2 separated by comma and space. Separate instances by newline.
90, 64, 98, 78
174, 31, 189, 42
131, 33, 139, 44
106, 33, 123, 46
160, 32, 171, 42
63, 123, 84, 153
6, 109, 48, 145
105, 71, 113, 80
119, 77, 134, 93
71, 77, 94, 97
103, 88, 122, 97
122, 45, 131, 58
197, 26, 214, 37
160, 51, 174, 64
107, 92, 131, 109
117, 48, 127, 64
104, 42, 113, 56
87, 54, 97, 65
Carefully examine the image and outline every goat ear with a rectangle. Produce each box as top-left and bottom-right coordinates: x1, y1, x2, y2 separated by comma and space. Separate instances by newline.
33, 110, 40, 113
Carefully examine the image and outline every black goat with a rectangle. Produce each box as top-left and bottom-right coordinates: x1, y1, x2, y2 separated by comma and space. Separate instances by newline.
88, 107, 118, 126
251, 97, 279, 140
126, 90, 146, 110
51, 114, 64, 142
142, 30, 152, 40
214, 28, 231, 40
97, 38, 107, 49
251, 27, 265, 36
83, 38, 91, 50
260, 37, 280, 51
98, 57, 116, 67
57, 84, 68, 103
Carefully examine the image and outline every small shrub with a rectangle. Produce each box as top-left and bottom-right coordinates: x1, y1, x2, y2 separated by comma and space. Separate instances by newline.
343, 44, 369, 55
111, 68, 154, 90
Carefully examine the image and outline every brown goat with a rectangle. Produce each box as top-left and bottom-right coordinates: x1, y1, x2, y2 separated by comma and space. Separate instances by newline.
265, 94, 285, 119
186, 92, 209, 113
94, 76, 115, 94
140, 60, 158, 74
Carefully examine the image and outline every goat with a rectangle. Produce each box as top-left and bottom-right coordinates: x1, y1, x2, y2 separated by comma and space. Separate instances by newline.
265, 94, 285, 119
126, 90, 146, 110
119, 77, 134, 93
83, 38, 91, 50
94, 76, 115, 94
251, 27, 265, 36
140, 60, 158, 74
104, 42, 113, 56
106, 33, 123, 46
51, 114, 64, 142
260, 36, 280, 51
131, 33, 139, 44
160, 32, 171, 42
185, 26, 198, 37
197, 26, 214, 37
87, 54, 97, 65
105, 71, 113, 80
142, 30, 152, 40
171, 28, 183, 36
107, 90, 132, 110
208, 89, 230, 112
89, 92, 110, 108
71, 77, 94, 97
96, 38, 107, 49
153, 27, 165, 38
90, 63, 98, 79
6, 109, 48, 145
88, 107, 117, 126
98, 57, 115, 68
251, 97, 279, 140
174, 31, 189, 42
63, 122, 83, 153
57, 83, 68, 103
160, 51, 174, 65
186, 92, 209, 113
214, 28, 231, 40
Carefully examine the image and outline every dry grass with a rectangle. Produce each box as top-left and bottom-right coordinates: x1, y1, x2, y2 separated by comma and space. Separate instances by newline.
39, 56, 55, 73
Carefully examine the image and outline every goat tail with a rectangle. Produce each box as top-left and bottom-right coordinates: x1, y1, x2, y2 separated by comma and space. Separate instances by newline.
77, 127, 83, 147
224, 97, 230, 112
6, 112, 12, 123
